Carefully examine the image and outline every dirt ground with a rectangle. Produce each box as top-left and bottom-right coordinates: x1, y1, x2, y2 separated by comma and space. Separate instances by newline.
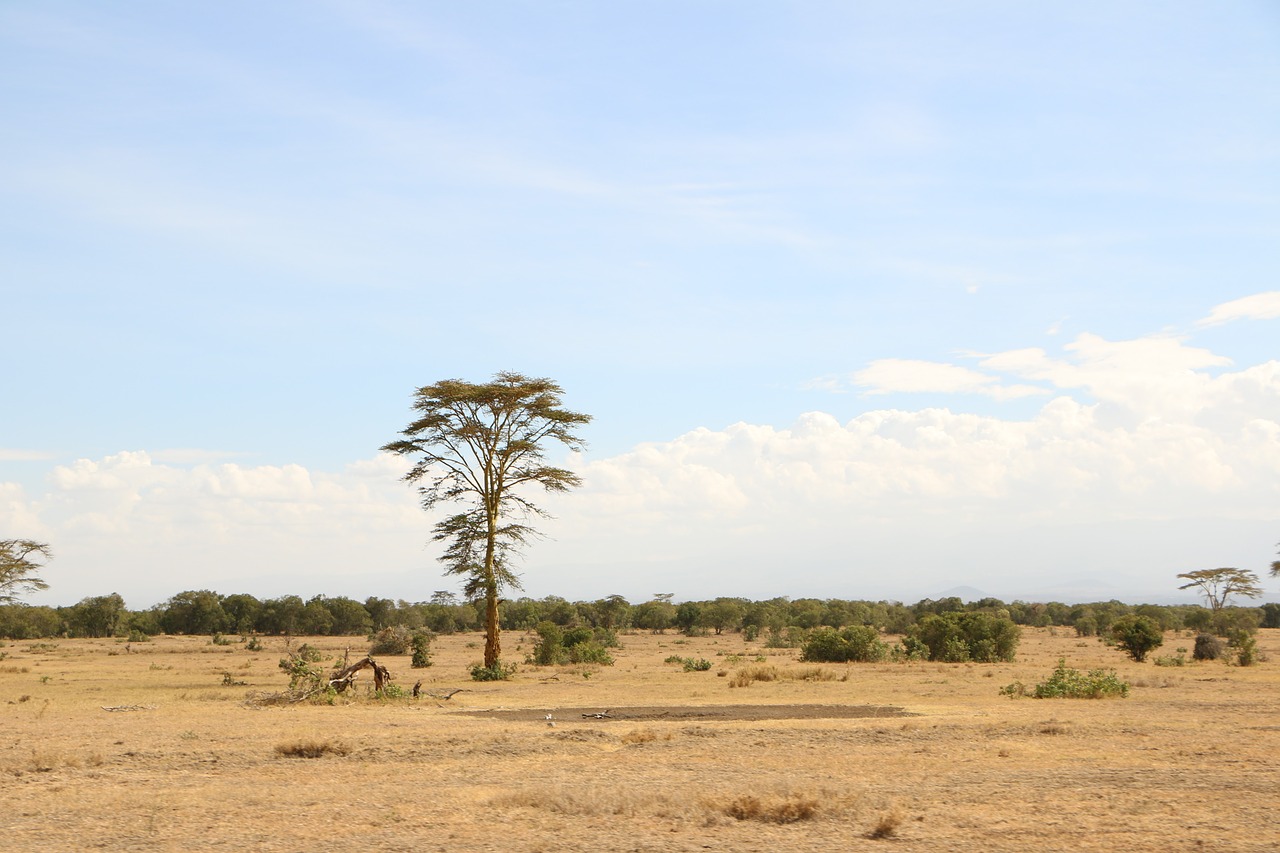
1, 627, 1277, 852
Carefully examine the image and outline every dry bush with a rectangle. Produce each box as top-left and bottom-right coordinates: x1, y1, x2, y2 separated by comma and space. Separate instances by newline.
868, 806, 904, 839
729, 664, 840, 688
729, 664, 780, 687
620, 727, 670, 745
722, 792, 820, 824
274, 738, 351, 758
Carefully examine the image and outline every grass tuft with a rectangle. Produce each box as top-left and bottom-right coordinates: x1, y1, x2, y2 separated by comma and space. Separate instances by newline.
723, 792, 820, 824
274, 738, 351, 759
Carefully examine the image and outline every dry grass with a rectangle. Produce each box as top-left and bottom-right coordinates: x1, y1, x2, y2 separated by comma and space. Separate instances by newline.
729, 663, 841, 687
0, 629, 1277, 851
273, 737, 352, 758
721, 791, 821, 823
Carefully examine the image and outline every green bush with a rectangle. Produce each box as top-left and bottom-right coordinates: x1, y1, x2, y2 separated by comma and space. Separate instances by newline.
1002, 659, 1129, 699
1229, 632, 1260, 667
568, 642, 614, 665
1110, 615, 1164, 663
909, 612, 1020, 663
800, 626, 887, 663
410, 630, 434, 668
469, 660, 516, 681
531, 621, 617, 666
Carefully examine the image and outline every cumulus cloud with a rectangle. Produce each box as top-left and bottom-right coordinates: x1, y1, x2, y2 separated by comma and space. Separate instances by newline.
5, 325, 1280, 606
1198, 291, 1280, 326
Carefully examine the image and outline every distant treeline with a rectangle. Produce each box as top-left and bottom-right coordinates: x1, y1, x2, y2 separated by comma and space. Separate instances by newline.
1, 591, 1277, 641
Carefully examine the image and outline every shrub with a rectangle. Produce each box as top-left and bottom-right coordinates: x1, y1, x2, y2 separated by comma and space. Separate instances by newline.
531, 621, 616, 666
1229, 632, 1260, 667
126, 629, 151, 643
568, 642, 613, 665
682, 657, 713, 672
245, 636, 263, 651
1110, 615, 1164, 662
1193, 633, 1224, 661
801, 625, 887, 663
1002, 659, 1129, 699
470, 660, 516, 681
369, 626, 413, 656
909, 612, 1019, 663
1153, 653, 1185, 667
410, 630, 433, 668
764, 627, 804, 648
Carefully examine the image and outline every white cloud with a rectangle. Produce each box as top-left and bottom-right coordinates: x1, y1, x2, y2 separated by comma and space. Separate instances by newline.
5, 330, 1279, 606
1198, 291, 1280, 326
851, 358, 1049, 400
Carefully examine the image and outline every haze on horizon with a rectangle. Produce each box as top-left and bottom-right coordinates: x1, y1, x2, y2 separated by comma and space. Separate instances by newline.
2, 3, 1278, 609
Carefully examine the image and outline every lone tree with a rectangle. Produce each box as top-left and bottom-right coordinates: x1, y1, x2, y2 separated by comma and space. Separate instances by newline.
382, 372, 590, 670
0, 539, 52, 603
1110, 614, 1164, 663
1177, 567, 1263, 612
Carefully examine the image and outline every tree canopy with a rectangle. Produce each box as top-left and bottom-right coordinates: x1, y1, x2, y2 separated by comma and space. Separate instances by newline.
1176, 567, 1263, 612
382, 372, 590, 670
0, 539, 51, 604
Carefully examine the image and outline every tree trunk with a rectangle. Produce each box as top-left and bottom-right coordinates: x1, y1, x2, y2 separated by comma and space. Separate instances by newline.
484, 590, 501, 668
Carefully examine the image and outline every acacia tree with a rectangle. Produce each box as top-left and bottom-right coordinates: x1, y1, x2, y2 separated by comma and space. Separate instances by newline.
0, 539, 52, 603
382, 372, 590, 670
1176, 567, 1263, 612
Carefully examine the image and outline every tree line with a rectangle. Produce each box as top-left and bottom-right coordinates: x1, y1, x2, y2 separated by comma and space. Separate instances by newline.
2, 589, 1276, 641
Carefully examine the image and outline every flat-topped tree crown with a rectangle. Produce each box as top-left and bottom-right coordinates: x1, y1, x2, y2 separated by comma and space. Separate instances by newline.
382, 372, 590, 670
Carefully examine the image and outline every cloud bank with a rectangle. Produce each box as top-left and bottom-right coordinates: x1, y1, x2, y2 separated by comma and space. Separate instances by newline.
4, 303, 1279, 607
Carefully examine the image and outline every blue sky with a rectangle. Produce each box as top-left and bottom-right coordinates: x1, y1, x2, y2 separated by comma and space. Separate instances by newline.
3, 2, 1279, 608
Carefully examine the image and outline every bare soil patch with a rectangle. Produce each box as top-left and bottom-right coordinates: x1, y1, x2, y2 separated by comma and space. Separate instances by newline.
458, 702, 913, 722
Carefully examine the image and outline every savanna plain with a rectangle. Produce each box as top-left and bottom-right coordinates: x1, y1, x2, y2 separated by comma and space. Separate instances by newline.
2, 627, 1277, 852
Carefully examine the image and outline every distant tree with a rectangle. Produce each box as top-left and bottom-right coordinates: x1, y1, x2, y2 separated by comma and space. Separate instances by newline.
363, 596, 396, 631
594, 595, 632, 630
1271, 542, 1279, 579
161, 590, 228, 635
320, 596, 372, 635
0, 539, 51, 603
221, 593, 263, 634
632, 599, 676, 633
703, 598, 745, 635
674, 601, 703, 635
66, 593, 127, 638
1177, 568, 1263, 612
1110, 615, 1164, 662
300, 597, 335, 635
382, 372, 590, 670
258, 595, 304, 635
